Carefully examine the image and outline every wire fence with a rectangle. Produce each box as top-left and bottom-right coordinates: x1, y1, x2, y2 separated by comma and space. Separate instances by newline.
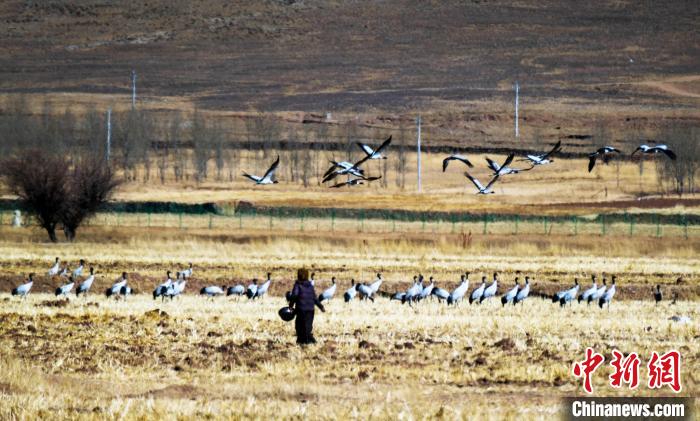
1, 210, 697, 239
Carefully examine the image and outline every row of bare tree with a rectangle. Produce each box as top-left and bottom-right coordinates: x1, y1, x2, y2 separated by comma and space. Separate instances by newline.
0, 100, 409, 188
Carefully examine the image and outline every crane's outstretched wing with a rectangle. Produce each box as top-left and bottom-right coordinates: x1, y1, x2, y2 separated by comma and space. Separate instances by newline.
485, 157, 500, 173
242, 172, 261, 183
484, 175, 500, 190
588, 155, 597, 172
443, 155, 474, 172
464, 172, 484, 191
262, 155, 280, 181
541, 140, 562, 159
373, 135, 392, 154
502, 153, 515, 168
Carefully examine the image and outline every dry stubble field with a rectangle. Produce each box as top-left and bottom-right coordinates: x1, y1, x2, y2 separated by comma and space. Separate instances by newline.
0, 210, 699, 419
0, 294, 698, 419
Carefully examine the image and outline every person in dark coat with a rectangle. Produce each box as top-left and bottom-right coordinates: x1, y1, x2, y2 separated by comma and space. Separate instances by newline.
289, 268, 325, 345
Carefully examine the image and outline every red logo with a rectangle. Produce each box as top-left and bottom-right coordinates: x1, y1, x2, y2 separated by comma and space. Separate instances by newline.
573, 347, 605, 393
573, 348, 682, 393
609, 350, 640, 389
648, 350, 682, 393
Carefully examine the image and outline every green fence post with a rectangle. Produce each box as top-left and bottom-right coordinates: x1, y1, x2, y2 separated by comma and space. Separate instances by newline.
269, 211, 273, 231
392, 213, 396, 233
629, 216, 634, 236
300, 209, 305, 231
421, 213, 426, 232
656, 215, 661, 238
514, 215, 519, 235
483, 214, 488, 235
331, 209, 335, 232
684, 216, 688, 240
543, 216, 547, 235
573, 216, 578, 236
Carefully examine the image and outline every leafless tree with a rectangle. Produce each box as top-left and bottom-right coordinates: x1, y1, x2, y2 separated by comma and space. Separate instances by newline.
61, 156, 121, 241
656, 125, 700, 196
191, 110, 211, 182
169, 114, 187, 182
394, 120, 407, 189
1, 149, 69, 242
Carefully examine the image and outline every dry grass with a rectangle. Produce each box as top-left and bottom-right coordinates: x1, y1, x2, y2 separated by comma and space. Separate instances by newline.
0, 294, 697, 419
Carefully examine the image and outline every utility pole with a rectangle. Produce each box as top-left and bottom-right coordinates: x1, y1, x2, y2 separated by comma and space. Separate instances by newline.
106, 108, 111, 162
514, 81, 519, 139
131, 70, 137, 110
416, 115, 422, 193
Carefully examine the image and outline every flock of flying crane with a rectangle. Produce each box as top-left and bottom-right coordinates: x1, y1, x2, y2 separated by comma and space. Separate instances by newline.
240, 136, 677, 193
9, 258, 669, 309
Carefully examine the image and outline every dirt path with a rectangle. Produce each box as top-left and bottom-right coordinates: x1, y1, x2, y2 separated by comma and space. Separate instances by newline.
638, 75, 700, 98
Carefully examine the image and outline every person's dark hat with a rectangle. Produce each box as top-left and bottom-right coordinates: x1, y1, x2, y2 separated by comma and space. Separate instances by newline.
278, 306, 295, 322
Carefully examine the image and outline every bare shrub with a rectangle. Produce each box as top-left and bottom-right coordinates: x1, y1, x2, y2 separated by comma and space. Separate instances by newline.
1, 149, 120, 242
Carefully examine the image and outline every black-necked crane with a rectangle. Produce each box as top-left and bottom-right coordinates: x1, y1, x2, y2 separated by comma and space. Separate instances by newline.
589, 278, 607, 304
465, 172, 499, 194
369, 273, 383, 296
480, 273, 498, 303
442, 154, 474, 172
447, 273, 469, 305
12, 273, 34, 299
246, 279, 259, 299
553, 278, 577, 303
76, 267, 96, 297
48, 257, 60, 276
106, 273, 128, 298
322, 155, 370, 183
654, 285, 662, 305
227, 284, 245, 297
432, 283, 450, 302
166, 273, 186, 299
391, 291, 406, 301
513, 276, 530, 305
329, 175, 381, 188
470, 277, 486, 304
55, 276, 75, 297
200, 285, 226, 298
588, 147, 621, 172
242, 155, 280, 185
318, 277, 337, 303
418, 276, 434, 301
357, 282, 375, 302
344, 279, 358, 302
578, 275, 598, 304
632, 144, 676, 160
255, 273, 272, 299
357, 136, 392, 160
404, 275, 423, 305
559, 278, 580, 307
598, 276, 617, 309
501, 277, 519, 306
153, 271, 174, 301
521, 140, 561, 166
181, 263, 193, 279
486, 153, 532, 176
72, 259, 85, 278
